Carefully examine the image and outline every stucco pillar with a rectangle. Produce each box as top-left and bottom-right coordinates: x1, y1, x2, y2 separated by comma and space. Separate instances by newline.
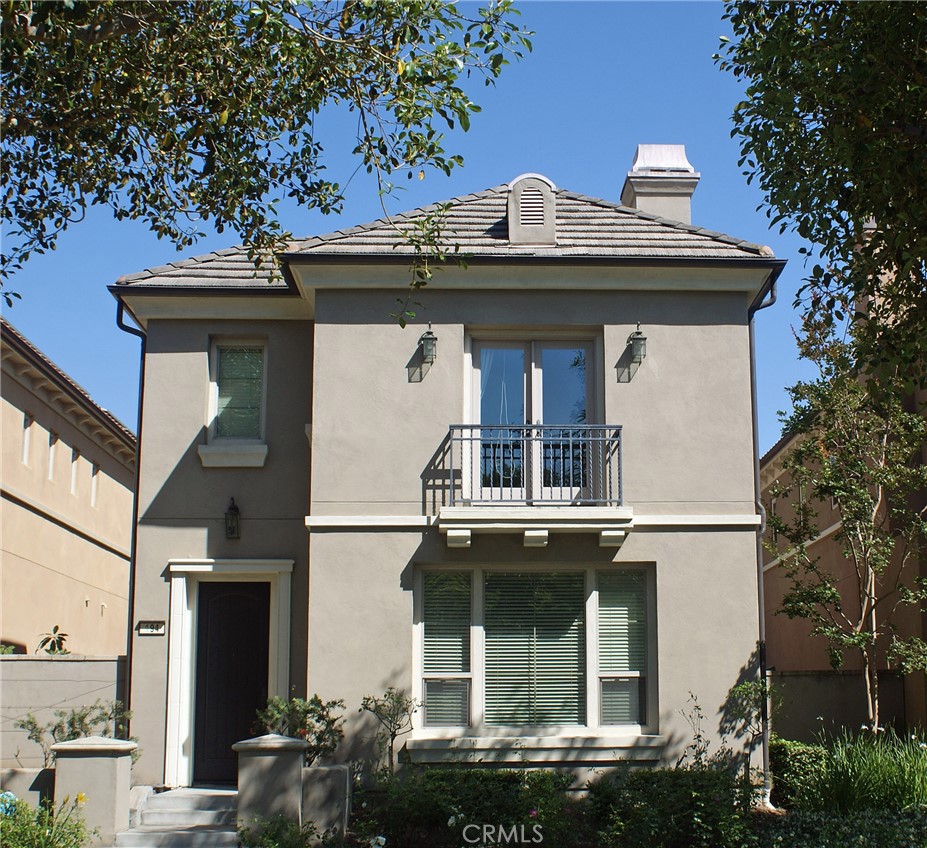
51, 736, 136, 847
233, 734, 308, 830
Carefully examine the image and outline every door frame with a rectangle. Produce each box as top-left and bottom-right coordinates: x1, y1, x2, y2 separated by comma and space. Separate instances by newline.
164, 558, 293, 787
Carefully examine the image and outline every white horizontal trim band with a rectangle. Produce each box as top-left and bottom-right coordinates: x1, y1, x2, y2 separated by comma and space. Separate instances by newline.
305, 515, 433, 529
168, 558, 294, 574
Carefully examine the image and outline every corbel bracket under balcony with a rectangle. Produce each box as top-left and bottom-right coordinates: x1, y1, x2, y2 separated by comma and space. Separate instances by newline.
437, 506, 634, 549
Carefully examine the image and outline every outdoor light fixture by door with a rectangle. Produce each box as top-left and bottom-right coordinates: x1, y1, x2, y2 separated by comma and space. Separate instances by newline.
419, 326, 438, 364
225, 498, 241, 539
627, 323, 647, 364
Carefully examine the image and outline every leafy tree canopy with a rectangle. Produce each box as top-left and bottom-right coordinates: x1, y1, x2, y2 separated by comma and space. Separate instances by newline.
0, 0, 530, 299
717, 2, 927, 382
768, 316, 927, 729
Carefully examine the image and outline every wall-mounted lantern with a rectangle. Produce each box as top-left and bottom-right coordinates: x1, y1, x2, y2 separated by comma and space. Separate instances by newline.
627, 323, 647, 364
225, 498, 241, 539
617, 323, 647, 383
419, 326, 438, 365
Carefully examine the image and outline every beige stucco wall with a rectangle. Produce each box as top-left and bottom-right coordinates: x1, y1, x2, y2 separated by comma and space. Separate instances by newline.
306, 282, 761, 766
128, 319, 312, 785
0, 656, 125, 768
1, 356, 134, 657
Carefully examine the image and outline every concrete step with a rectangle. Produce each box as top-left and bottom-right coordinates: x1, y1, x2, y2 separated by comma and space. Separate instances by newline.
143, 787, 237, 812
115, 824, 238, 848
139, 808, 237, 827
119, 788, 239, 847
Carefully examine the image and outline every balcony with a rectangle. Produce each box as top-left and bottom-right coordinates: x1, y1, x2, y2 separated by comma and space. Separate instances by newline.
438, 425, 632, 548
448, 425, 622, 506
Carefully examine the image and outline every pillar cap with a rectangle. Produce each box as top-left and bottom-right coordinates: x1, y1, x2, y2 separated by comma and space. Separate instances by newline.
232, 733, 309, 753
51, 736, 138, 756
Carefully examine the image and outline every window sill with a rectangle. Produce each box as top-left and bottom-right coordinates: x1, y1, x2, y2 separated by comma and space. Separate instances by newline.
404, 733, 664, 765
197, 444, 268, 468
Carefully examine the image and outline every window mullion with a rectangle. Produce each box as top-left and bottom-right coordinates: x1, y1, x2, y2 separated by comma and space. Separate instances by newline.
471, 569, 485, 727
586, 569, 599, 728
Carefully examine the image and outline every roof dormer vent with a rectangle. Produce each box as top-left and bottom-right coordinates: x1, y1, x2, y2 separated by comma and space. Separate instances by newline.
508, 173, 556, 246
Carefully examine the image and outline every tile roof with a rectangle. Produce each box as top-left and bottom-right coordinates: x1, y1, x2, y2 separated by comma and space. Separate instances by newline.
114, 183, 775, 289
1, 319, 136, 445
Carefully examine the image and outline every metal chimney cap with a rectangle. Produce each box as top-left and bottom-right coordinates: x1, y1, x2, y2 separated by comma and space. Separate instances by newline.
629, 144, 697, 175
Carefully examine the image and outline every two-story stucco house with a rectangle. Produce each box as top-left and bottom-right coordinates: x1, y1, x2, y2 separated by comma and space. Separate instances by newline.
113, 145, 784, 788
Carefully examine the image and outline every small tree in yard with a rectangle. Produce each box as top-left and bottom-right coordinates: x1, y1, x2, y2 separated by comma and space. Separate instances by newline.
768, 316, 927, 730
360, 687, 419, 776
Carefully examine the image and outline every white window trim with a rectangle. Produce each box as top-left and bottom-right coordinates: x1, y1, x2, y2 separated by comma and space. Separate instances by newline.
412, 564, 656, 744
199, 339, 269, 468
48, 432, 58, 481
70, 448, 80, 496
21, 413, 33, 466
163, 558, 293, 787
90, 462, 100, 508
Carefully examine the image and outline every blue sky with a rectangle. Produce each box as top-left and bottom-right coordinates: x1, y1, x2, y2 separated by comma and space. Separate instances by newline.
3, 1, 814, 453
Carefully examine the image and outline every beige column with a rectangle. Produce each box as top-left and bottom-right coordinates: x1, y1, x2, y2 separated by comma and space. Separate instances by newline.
51, 736, 136, 848
233, 734, 308, 831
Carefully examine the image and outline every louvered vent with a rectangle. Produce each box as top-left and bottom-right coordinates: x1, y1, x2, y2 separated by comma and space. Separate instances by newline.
519, 187, 545, 227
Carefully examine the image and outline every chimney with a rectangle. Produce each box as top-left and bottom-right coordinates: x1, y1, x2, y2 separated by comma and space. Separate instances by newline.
620, 144, 700, 224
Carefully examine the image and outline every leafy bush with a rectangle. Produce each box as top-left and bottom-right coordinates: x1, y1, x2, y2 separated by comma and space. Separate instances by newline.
593, 766, 752, 848
239, 815, 320, 848
253, 696, 344, 766
769, 736, 828, 809
752, 808, 927, 848
784, 729, 927, 813
354, 767, 589, 848
0, 795, 94, 848
15, 700, 134, 766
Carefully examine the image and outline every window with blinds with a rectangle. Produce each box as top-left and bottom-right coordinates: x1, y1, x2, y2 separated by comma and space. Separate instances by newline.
216, 346, 264, 438
484, 573, 585, 726
423, 572, 471, 726
598, 570, 646, 725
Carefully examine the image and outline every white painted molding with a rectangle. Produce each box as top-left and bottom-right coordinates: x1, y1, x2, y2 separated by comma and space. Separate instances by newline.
305, 515, 433, 529
633, 514, 761, 529
169, 558, 294, 573
197, 443, 268, 467
599, 530, 626, 547
523, 529, 549, 548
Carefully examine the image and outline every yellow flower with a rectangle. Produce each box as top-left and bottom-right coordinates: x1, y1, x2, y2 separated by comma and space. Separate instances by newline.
75, 792, 87, 806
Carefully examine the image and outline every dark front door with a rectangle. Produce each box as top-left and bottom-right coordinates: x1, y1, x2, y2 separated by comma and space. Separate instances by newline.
193, 581, 270, 783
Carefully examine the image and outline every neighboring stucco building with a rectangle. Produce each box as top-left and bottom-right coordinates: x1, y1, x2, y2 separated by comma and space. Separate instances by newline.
113, 146, 785, 787
760, 421, 927, 738
0, 320, 136, 656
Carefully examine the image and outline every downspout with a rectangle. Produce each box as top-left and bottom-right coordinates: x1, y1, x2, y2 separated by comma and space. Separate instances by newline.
748, 276, 777, 808
115, 301, 146, 720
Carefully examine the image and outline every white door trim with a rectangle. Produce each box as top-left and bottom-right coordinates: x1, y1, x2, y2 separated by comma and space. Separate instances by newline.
164, 558, 293, 787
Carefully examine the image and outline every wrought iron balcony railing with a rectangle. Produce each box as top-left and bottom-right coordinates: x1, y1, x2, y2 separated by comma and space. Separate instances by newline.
448, 425, 622, 506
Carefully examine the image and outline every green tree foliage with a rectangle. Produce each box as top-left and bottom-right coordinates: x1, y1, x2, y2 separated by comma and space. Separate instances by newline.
717, 2, 927, 380
767, 318, 927, 729
0, 0, 530, 300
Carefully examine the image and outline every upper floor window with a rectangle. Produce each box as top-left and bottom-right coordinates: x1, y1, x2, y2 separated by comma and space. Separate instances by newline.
199, 340, 269, 467
214, 344, 265, 440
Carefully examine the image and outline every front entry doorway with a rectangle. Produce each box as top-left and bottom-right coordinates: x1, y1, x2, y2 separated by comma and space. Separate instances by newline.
193, 581, 270, 783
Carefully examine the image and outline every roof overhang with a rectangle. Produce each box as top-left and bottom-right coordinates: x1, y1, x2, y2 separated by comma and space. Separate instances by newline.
110, 254, 785, 325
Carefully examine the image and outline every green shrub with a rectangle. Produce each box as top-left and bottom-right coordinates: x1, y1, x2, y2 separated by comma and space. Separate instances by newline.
253, 696, 344, 766
752, 808, 927, 848
593, 766, 752, 848
15, 700, 135, 767
791, 729, 927, 813
354, 767, 589, 848
239, 815, 320, 848
769, 736, 828, 809
0, 795, 94, 848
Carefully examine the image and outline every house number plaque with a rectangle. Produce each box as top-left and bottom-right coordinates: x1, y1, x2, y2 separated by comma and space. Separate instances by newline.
137, 620, 166, 636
